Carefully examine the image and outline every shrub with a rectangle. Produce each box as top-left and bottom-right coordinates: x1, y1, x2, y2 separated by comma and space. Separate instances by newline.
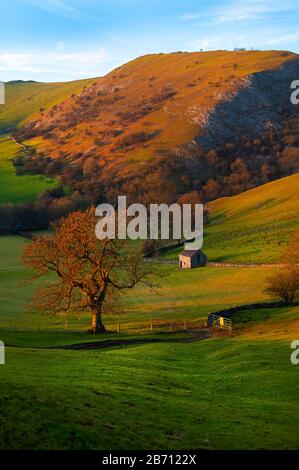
265, 267, 299, 304
115, 130, 160, 150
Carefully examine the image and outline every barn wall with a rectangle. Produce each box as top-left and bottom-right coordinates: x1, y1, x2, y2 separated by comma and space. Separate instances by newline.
179, 255, 191, 269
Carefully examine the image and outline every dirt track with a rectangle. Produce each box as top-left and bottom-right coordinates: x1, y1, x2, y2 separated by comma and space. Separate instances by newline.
53, 329, 212, 351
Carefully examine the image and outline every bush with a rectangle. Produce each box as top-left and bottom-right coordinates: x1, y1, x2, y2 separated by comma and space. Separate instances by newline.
265, 267, 299, 304
114, 131, 160, 150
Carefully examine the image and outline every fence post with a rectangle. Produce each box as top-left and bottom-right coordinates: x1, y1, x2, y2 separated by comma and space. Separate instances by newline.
150, 318, 153, 332
184, 320, 187, 331
65, 319, 68, 330
169, 321, 173, 333
117, 320, 120, 334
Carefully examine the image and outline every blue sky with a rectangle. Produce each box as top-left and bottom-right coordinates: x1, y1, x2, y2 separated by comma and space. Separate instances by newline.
0, 0, 299, 82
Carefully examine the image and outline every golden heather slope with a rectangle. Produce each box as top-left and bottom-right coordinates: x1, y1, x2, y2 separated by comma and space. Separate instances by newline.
19, 50, 298, 176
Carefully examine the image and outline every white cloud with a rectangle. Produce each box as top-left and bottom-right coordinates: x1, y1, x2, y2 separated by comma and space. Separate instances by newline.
217, 0, 290, 23
23, 0, 95, 21
0, 47, 113, 81
180, 12, 208, 21
189, 34, 248, 51
181, 0, 296, 24
266, 33, 299, 45
189, 27, 299, 52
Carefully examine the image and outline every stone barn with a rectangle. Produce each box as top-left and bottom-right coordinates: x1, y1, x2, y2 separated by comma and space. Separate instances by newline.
179, 249, 207, 269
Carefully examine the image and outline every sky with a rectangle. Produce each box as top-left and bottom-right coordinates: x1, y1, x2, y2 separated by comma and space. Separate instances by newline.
0, 0, 298, 82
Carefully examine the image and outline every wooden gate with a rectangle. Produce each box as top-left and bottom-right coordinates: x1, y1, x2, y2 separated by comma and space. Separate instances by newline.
208, 313, 232, 331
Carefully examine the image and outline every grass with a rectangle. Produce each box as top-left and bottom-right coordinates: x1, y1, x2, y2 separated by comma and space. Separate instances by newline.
0, 51, 299, 450
162, 173, 299, 264
235, 306, 299, 341
0, 330, 189, 349
0, 78, 95, 133
23, 50, 297, 167
0, 234, 298, 450
0, 235, 275, 331
206, 173, 299, 263
0, 137, 57, 204
0, 337, 298, 449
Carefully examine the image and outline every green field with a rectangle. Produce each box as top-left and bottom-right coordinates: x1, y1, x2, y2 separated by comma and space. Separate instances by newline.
0, 78, 95, 133
0, 235, 274, 330
162, 173, 299, 264
1, 54, 299, 451
0, 137, 58, 204
1, 233, 299, 449
1, 336, 298, 450
1, 172, 299, 450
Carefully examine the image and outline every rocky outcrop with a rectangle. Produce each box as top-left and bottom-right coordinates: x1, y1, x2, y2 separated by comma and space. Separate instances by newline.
197, 59, 299, 148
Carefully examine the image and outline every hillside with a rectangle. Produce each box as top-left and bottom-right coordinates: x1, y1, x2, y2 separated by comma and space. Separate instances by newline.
161, 172, 299, 263
0, 78, 96, 134
0, 136, 57, 204
206, 172, 299, 262
1, 234, 299, 449
15, 50, 299, 204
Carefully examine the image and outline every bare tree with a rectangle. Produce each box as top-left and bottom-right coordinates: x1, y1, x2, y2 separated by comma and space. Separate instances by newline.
265, 267, 299, 304
23, 207, 156, 333
265, 230, 299, 304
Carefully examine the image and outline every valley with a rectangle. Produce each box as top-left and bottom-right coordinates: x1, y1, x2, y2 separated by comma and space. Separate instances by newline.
0, 233, 299, 449
0, 50, 299, 451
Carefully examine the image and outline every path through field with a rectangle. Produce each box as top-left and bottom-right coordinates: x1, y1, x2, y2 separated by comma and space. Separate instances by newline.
52, 329, 212, 350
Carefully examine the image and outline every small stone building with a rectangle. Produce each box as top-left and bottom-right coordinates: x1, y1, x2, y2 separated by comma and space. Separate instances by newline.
179, 249, 207, 269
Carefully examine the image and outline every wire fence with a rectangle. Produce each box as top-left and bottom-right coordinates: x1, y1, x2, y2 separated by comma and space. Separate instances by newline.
0, 317, 206, 335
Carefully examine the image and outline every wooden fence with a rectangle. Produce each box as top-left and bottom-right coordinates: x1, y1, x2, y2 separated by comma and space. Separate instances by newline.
207, 300, 288, 331
207, 313, 232, 331
1, 317, 206, 335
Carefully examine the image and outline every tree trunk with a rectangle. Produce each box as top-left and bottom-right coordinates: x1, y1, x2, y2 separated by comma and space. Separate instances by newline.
91, 308, 106, 334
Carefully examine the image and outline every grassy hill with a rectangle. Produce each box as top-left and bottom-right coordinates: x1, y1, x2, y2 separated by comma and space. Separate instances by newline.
205, 172, 299, 262
0, 136, 57, 204
1, 52, 299, 450
0, 79, 91, 205
1, 335, 298, 450
163, 173, 299, 263
19, 50, 296, 166
0, 78, 96, 134
13, 50, 299, 205
0, 233, 299, 449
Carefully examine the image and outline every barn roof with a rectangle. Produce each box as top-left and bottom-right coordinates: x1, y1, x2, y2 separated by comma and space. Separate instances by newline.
180, 249, 202, 257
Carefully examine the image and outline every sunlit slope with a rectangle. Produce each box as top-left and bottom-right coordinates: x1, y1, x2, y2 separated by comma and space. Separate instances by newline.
19, 50, 298, 174
205, 173, 299, 262
0, 78, 96, 134
0, 136, 57, 204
